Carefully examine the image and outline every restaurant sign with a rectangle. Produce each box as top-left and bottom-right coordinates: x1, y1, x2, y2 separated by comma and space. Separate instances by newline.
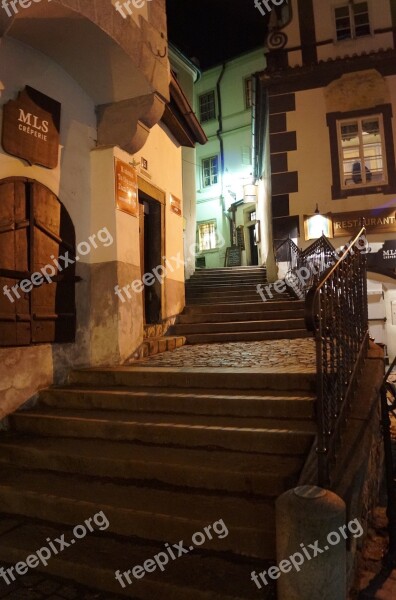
332, 208, 396, 237
1, 86, 61, 169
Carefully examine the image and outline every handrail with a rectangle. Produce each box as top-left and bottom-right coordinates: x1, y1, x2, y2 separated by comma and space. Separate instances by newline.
305, 227, 369, 487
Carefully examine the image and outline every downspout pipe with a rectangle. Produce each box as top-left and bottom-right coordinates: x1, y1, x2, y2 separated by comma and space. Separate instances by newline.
216, 63, 232, 242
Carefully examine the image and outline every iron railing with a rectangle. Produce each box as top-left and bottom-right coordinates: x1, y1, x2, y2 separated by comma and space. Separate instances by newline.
305, 227, 369, 487
275, 235, 337, 299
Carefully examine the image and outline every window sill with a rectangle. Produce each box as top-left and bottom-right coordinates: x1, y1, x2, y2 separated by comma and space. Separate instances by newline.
198, 248, 220, 254
332, 182, 396, 199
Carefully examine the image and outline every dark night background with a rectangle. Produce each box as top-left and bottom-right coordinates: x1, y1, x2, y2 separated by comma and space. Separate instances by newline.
166, 0, 271, 69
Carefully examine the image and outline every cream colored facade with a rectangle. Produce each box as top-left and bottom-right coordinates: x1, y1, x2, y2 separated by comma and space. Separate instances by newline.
254, 0, 396, 359
0, 1, 201, 419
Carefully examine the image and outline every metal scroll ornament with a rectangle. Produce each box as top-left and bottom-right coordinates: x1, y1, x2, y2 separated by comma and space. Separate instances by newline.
266, 30, 288, 50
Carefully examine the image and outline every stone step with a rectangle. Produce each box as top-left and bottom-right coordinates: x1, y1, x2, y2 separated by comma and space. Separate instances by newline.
0, 467, 276, 559
8, 408, 315, 454
186, 295, 291, 304
67, 366, 316, 391
177, 309, 304, 324
194, 267, 266, 274
38, 386, 316, 419
172, 318, 306, 335
0, 518, 274, 599
183, 329, 311, 344
132, 336, 186, 361
0, 435, 305, 495
183, 300, 303, 314
186, 277, 267, 286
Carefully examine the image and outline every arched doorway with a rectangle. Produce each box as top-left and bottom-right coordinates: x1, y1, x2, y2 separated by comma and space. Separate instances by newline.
0, 178, 76, 346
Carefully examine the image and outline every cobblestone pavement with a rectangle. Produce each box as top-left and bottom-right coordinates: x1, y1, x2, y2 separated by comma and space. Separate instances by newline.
0, 568, 126, 600
137, 338, 316, 371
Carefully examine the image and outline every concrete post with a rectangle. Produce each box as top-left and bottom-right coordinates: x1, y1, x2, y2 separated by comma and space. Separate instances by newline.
276, 486, 347, 600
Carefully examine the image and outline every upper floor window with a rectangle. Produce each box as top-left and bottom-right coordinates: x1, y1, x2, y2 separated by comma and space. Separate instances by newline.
199, 91, 216, 123
338, 115, 387, 189
327, 105, 396, 199
334, 2, 371, 41
244, 77, 253, 109
202, 156, 219, 187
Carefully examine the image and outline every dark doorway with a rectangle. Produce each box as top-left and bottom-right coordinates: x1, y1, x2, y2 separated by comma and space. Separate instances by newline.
248, 225, 259, 265
139, 192, 162, 324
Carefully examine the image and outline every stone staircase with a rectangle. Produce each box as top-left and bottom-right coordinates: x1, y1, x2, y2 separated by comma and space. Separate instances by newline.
170, 266, 309, 344
0, 365, 317, 599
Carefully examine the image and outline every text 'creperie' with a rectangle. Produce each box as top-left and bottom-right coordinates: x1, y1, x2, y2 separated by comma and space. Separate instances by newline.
18, 109, 49, 141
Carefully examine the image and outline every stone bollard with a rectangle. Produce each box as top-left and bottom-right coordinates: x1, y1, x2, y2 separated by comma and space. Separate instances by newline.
276, 486, 347, 600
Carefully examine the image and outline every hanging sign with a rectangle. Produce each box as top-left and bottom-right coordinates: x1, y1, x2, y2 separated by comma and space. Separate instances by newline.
115, 158, 138, 217
1, 86, 61, 169
367, 240, 396, 272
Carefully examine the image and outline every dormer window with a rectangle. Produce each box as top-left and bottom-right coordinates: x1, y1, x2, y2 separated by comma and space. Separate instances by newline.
334, 2, 371, 41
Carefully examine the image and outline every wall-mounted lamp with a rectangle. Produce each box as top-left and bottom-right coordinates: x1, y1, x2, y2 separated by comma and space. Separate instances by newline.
304, 205, 333, 240
243, 183, 258, 203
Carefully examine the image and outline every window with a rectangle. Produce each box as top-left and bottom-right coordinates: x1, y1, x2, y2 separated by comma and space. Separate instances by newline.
197, 221, 217, 252
327, 105, 396, 199
249, 210, 257, 222
202, 156, 219, 187
338, 115, 387, 189
199, 91, 216, 123
334, 2, 370, 41
244, 77, 252, 109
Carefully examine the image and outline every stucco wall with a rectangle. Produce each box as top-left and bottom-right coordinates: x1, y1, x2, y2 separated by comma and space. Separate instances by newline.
0, 36, 185, 419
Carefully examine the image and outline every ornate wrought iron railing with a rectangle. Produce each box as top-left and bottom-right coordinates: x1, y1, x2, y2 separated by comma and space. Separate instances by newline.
275, 235, 337, 299
305, 227, 369, 487
274, 237, 301, 281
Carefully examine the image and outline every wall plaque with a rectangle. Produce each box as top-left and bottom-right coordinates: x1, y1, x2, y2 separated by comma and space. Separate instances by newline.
332, 208, 396, 237
2, 86, 61, 169
170, 194, 182, 216
115, 158, 138, 217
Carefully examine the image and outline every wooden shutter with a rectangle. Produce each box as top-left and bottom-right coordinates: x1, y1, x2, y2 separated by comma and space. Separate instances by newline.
0, 178, 76, 347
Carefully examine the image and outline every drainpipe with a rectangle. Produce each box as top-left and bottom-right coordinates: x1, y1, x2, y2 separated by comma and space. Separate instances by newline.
216, 63, 232, 242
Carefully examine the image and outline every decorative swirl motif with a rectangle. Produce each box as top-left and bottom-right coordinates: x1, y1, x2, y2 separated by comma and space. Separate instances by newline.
266, 31, 288, 50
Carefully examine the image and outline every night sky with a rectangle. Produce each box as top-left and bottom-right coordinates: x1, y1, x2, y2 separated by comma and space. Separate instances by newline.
166, 0, 271, 70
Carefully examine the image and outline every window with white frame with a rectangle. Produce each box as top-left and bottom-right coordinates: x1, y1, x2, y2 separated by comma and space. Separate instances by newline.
197, 221, 217, 252
334, 2, 371, 41
338, 115, 387, 189
202, 156, 219, 187
244, 77, 252, 109
199, 91, 216, 123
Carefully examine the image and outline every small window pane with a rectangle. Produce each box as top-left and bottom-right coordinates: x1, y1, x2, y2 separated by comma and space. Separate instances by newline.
199, 91, 216, 123
198, 221, 217, 251
339, 116, 386, 189
202, 156, 219, 187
